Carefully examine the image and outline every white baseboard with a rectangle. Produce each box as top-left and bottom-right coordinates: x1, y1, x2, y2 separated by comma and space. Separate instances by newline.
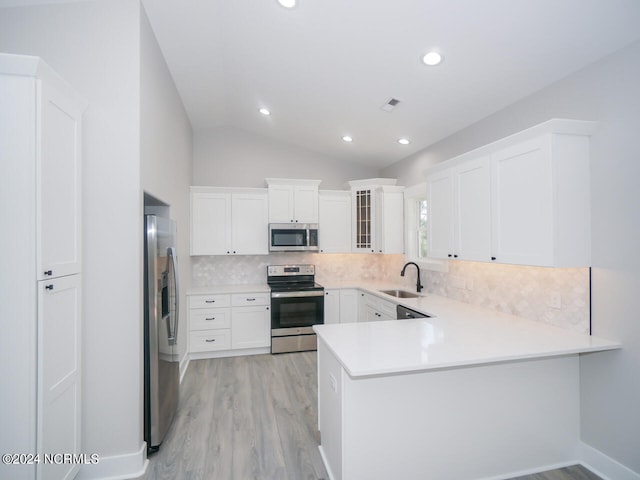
580, 442, 640, 480
76, 442, 148, 480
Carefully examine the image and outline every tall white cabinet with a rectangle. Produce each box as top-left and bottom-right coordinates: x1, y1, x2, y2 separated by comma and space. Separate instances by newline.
0, 54, 85, 480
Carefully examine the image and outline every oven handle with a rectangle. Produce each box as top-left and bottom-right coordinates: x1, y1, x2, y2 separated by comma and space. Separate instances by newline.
271, 290, 325, 299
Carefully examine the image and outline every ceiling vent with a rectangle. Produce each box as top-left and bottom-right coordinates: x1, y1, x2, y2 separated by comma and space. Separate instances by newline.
380, 98, 401, 112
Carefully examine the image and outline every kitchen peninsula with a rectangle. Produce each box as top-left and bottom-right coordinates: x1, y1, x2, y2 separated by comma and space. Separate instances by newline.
314, 295, 620, 480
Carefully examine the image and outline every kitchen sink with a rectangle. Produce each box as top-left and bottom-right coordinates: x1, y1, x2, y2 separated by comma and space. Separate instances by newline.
379, 289, 421, 299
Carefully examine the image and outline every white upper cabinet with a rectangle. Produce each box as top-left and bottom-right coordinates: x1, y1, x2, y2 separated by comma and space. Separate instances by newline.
454, 155, 492, 261
231, 192, 269, 255
349, 179, 404, 254
190, 187, 268, 256
38, 70, 84, 280
265, 178, 321, 223
318, 190, 352, 253
191, 192, 231, 255
491, 132, 592, 267
425, 119, 596, 267
426, 169, 454, 260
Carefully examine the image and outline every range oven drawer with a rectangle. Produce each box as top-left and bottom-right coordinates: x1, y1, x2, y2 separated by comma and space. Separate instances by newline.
271, 333, 317, 354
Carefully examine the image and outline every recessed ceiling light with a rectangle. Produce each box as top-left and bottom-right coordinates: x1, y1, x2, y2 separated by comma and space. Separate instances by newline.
342, 136, 353, 143
398, 138, 411, 145
277, 0, 296, 8
259, 108, 271, 116
422, 51, 443, 66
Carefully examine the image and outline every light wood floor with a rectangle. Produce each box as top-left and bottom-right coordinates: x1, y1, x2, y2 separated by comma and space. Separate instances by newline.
147, 352, 602, 480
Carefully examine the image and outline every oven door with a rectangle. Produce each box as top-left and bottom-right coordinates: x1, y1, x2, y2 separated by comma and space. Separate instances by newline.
270, 290, 324, 331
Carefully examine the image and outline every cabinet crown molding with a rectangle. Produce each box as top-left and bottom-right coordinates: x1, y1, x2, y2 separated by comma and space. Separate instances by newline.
265, 178, 322, 187
346, 178, 398, 188
424, 118, 598, 176
0, 53, 88, 111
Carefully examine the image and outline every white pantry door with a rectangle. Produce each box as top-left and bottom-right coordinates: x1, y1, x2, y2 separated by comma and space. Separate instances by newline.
38, 274, 81, 480
37, 80, 82, 281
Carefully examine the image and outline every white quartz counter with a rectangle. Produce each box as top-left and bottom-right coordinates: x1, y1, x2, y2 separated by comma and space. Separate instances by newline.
313, 293, 620, 377
186, 284, 270, 295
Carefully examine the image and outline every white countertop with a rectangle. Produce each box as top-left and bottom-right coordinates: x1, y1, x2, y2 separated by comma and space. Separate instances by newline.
313, 293, 620, 378
187, 284, 270, 295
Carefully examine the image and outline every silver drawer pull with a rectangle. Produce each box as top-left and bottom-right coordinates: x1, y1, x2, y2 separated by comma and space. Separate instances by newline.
205, 339, 216, 343
205, 317, 215, 321
246, 298, 256, 301
205, 300, 216, 303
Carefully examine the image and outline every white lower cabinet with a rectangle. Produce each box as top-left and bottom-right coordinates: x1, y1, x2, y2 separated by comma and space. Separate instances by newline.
188, 291, 270, 356
324, 289, 340, 324
358, 291, 396, 322
339, 289, 359, 323
231, 293, 270, 349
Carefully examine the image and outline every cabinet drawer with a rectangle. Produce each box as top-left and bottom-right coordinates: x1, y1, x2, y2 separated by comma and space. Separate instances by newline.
378, 299, 397, 317
189, 329, 231, 352
190, 308, 231, 331
189, 294, 231, 309
231, 292, 270, 307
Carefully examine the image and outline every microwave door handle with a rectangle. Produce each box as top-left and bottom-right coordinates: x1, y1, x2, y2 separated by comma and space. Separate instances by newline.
167, 246, 179, 346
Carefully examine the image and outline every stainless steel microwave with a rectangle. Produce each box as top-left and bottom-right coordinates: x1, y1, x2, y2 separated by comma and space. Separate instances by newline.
269, 223, 319, 252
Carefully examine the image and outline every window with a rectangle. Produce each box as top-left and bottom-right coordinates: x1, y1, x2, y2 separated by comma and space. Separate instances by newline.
416, 198, 428, 259
404, 183, 448, 272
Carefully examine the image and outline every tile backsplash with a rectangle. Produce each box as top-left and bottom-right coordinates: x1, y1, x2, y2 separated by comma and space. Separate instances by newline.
192, 254, 590, 334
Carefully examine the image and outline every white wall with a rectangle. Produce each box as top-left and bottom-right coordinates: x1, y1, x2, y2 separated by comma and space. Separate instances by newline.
0, 1, 163, 477
383, 40, 640, 475
140, 6, 193, 377
193, 125, 377, 189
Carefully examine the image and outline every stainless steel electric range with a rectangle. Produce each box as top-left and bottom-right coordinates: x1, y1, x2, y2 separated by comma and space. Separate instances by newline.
267, 264, 324, 354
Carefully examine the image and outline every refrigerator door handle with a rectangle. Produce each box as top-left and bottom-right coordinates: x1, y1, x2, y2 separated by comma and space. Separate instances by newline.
167, 246, 179, 346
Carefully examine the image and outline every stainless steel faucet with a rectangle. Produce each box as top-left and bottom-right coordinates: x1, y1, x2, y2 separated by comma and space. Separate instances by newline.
401, 262, 423, 293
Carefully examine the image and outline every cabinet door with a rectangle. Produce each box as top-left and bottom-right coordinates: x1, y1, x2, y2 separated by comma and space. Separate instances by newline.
231, 306, 270, 349
454, 156, 491, 262
491, 137, 554, 266
352, 189, 376, 253
427, 169, 454, 259
319, 192, 351, 253
293, 185, 319, 223
231, 192, 268, 255
268, 184, 294, 223
376, 190, 404, 254
324, 290, 340, 324
190, 192, 231, 255
38, 81, 83, 280
339, 289, 359, 324
357, 291, 369, 322
38, 274, 81, 480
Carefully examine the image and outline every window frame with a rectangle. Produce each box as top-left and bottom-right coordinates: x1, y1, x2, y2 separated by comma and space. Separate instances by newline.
404, 183, 448, 272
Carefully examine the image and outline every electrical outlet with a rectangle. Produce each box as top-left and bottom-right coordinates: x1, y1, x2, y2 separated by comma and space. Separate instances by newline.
546, 292, 562, 309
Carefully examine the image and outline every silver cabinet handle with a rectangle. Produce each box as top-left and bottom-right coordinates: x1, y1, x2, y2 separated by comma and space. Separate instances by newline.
246, 298, 256, 301
205, 317, 215, 321
205, 339, 216, 343
205, 299, 215, 303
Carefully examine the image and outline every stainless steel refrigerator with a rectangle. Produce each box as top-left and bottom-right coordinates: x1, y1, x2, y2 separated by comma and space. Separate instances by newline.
144, 214, 180, 453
